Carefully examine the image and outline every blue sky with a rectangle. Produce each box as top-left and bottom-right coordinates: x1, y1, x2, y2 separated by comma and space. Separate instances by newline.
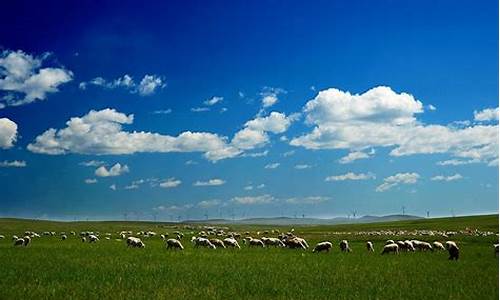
0, 1, 498, 221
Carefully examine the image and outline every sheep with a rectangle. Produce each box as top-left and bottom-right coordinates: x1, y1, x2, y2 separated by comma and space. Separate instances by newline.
339, 240, 351, 252
0, 235, 4, 239
88, 235, 99, 243
433, 241, 445, 251
404, 240, 415, 252
282, 237, 306, 250
381, 243, 399, 255
248, 238, 265, 248
415, 241, 433, 251
385, 239, 395, 245
447, 242, 459, 260
61, 235, 67, 241
127, 237, 145, 248
193, 237, 216, 249
313, 241, 332, 253
210, 239, 226, 249
494, 244, 499, 256
23, 236, 31, 246
13, 238, 25, 246
223, 238, 241, 249
166, 238, 184, 250
262, 237, 285, 247
445, 241, 457, 250
366, 241, 374, 252
12, 235, 18, 241
81, 237, 86, 242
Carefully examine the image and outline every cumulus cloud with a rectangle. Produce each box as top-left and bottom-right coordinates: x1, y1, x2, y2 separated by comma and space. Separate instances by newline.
474, 107, 499, 122
193, 179, 226, 186
294, 164, 312, 169
338, 149, 375, 164
325, 172, 375, 181
0, 50, 73, 107
159, 178, 181, 188
376, 172, 420, 192
79, 160, 105, 167
285, 196, 330, 205
95, 163, 129, 177
290, 86, 498, 165
0, 160, 26, 167
264, 162, 280, 169
231, 194, 275, 205
431, 174, 463, 181
79, 74, 165, 96
204, 96, 223, 106
197, 199, 221, 208
436, 159, 480, 166
84, 178, 97, 184
0, 118, 18, 149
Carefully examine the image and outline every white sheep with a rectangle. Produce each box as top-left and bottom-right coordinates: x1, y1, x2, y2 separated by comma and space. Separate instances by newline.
193, 237, 216, 249
432, 241, 445, 251
61, 235, 67, 241
210, 238, 226, 249
248, 238, 265, 248
381, 243, 399, 255
366, 241, 374, 252
88, 235, 99, 243
385, 239, 395, 245
23, 236, 31, 246
127, 237, 145, 248
166, 238, 184, 250
339, 240, 351, 252
81, 237, 86, 242
262, 237, 285, 247
313, 241, 332, 253
447, 242, 459, 260
13, 238, 25, 246
223, 238, 241, 249
494, 244, 499, 256
404, 240, 415, 252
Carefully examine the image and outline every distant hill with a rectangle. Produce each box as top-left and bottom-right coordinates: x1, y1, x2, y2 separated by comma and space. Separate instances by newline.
184, 214, 423, 225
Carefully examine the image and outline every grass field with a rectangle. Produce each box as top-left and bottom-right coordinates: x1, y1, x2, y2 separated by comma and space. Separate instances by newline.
0, 215, 497, 299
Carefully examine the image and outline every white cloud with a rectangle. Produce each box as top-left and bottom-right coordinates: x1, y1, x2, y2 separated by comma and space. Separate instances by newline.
256, 184, 265, 189
197, 199, 220, 208
244, 185, 253, 190
376, 172, 420, 192
264, 162, 280, 169
84, 178, 97, 184
338, 149, 375, 164
291, 86, 498, 165
258, 87, 286, 115
154, 204, 193, 212
231, 194, 274, 205
152, 109, 172, 115
204, 96, 223, 106
231, 127, 268, 150
191, 107, 210, 112
137, 75, 166, 96
241, 150, 268, 157
109, 184, 117, 190
294, 164, 312, 169
80, 74, 165, 96
427, 104, 437, 111
474, 107, 499, 122
159, 178, 181, 188
0, 50, 73, 107
95, 163, 129, 177
124, 183, 139, 189
193, 179, 226, 186
0, 160, 26, 167
285, 196, 329, 205
79, 160, 105, 167
436, 159, 480, 166
283, 150, 295, 157
325, 172, 375, 181
0, 118, 18, 149
431, 174, 463, 181
185, 160, 198, 165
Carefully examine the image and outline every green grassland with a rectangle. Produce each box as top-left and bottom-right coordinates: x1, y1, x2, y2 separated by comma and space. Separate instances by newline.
0, 215, 497, 299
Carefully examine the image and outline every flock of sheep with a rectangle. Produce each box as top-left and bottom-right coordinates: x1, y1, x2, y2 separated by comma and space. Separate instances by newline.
5, 226, 497, 261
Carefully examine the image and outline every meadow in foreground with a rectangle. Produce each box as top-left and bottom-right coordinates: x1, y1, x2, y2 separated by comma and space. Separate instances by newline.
0, 215, 497, 299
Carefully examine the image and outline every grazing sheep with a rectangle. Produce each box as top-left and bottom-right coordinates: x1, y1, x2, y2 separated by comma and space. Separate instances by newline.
0, 235, 4, 239
248, 238, 265, 248
14, 238, 25, 246
339, 240, 351, 252
366, 241, 374, 252
385, 239, 395, 245
447, 243, 459, 260
433, 241, 445, 251
81, 237, 86, 242
166, 238, 184, 250
262, 237, 285, 247
223, 238, 241, 249
193, 237, 216, 249
210, 239, 226, 249
127, 237, 145, 248
23, 236, 31, 246
313, 241, 332, 253
283, 237, 306, 250
445, 241, 458, 250
61, 235, 67, 241
415, 242, 433, 251
88, 235, 99, 243
404, 240, 415, 252
12, 235, 18, 241
494, 244, 499, 256
381, 243, 399, 255
396, 241, 406, 250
